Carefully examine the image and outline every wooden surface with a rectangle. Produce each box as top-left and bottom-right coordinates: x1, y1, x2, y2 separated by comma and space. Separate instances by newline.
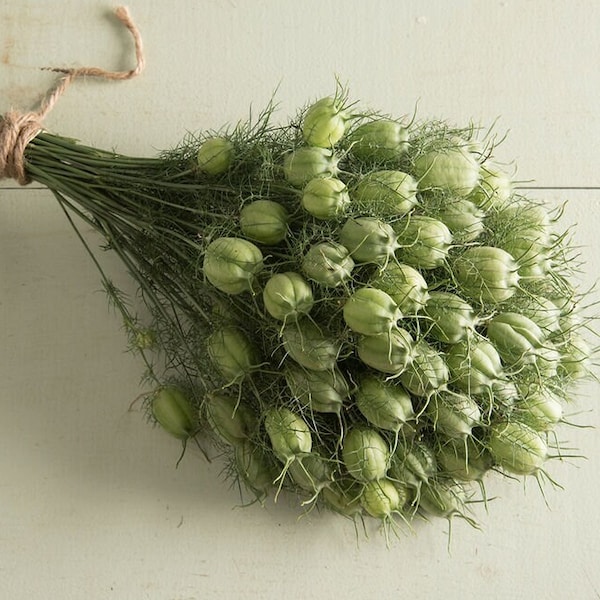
1, 1, 599, 598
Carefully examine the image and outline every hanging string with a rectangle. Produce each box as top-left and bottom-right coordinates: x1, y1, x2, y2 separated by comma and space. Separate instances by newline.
0, 6, 145, 185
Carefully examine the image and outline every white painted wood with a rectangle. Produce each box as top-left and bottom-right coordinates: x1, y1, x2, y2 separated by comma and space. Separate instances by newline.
1, 2, 599, 598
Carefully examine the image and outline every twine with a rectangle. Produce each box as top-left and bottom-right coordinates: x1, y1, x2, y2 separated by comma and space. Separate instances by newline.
0, 6, 145, 185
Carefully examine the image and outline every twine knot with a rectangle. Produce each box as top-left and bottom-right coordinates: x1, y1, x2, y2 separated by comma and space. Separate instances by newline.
0, 6, 144, 186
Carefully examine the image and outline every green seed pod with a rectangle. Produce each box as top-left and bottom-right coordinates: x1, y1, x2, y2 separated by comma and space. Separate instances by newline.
422, 291, 477, 344
239, 200, 288, 245
434, 197, 486, 243
486, 312, 545, 366
302, 96, 348, 147
491, 202, 553, 278
523, 342, 561, 380
357, 328, 414, 375
488, 419, 548, 475
264, 407, 312, 463
322, 479, 364, 517
453, 246, 520, 304
470, 163, 512, 209
283, 146, 339, 187
288, 453, 334, 493
446, 337, 503, 394
203, 237, 264, 295
207, 326, 260, 382
355, 375, 415, 432
348, 119, 409, 162
518, 389, 563, 433
353, 170, 418, 216
400, 340, 449, 397
301, 177, 350, 220
361, 479, 405, 518
419, 481, 469, 518
509, 294, 561, 335
343, 287, 402, 335
204, 391, 256, 445
302, 241, 355, 287
370, 262, 430, 314
490, 378, 520, 410
342, 427, 390, 482
395, 216, 453, 270
196, 137, 234, 175
282, 320, 341, 371
558, 333, 591, 380
263, 272, 314, 322
392, 440, 438, 485
235, 439, 276, 499
151, 387, 197, 440
413, 147, 480, 196
427, 390, 481, 438
285, 365, 350, 414
339, 217, 400, 266
437, 438, 493, 481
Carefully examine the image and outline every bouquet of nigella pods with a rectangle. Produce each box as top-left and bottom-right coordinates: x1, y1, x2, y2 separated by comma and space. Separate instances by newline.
5, 87, 596, 538
1, 9, 596, 539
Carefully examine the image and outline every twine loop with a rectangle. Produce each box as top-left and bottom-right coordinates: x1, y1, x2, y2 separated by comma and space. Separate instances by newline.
0, 6, 145, 185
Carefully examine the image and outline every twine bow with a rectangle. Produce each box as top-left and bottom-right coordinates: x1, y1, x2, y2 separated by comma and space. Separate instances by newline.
0, 6, 144, 185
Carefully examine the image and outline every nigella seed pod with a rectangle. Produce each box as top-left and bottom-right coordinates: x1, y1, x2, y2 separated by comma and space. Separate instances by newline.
354, 375, 415, 432
204, 391, 257, 445
285, 365, 350, 414
301, 177, 350, 220
203, 237, 264, 295
453, 246, 520, 304
391, 441, 438, 487
239, 200, 289, 245
413, 147, 480, 196
302, 96, 348, 148
446, 337, 503, 394
517, 389, 563, 433
486, 312, 546, 367
370, 262, 430, 314
235, 439, 277, 499
357, 328, 414, 375
288, 453, 334, 493
207, 326, 260, 383
348, 119, 409, 162
488, 420, 548, 476
264, 408, 312, 463
470, 163, 512, 210
437, 438, 493, 482
509, 294, 561, 335
151, 387, 197, 441
422, 291, 477, 344
427, 390, 482, 438
490, 202, 554, 278
302, 241, 355, 287
418, 481, 470, 519
281, 320, 341, 371
263, 272, 314, 322
558, 333, 592, 380
283, 146, 339, 187
343, 287, 402, 336
342, 427, 390, 483
434, 197, 486, 243
353, 170, 419, 217
361, 479, 406, 519
399, 340, 449, 397
394, 215, 453, 270
339, 217, 400, 266
196, 137, 234, 175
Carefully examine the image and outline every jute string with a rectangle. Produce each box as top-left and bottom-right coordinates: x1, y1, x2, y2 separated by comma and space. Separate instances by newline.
0, 6, 145, 185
